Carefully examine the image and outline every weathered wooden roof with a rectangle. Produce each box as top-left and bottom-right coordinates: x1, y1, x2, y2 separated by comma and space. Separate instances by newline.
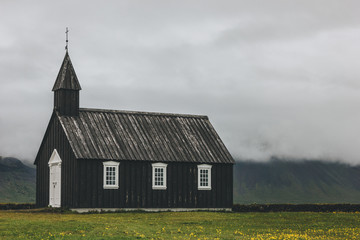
52, 52, 82, 91
57, 108, 234, 164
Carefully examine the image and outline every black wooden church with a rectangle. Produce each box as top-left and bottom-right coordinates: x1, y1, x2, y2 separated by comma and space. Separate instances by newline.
34, 51, 234, 211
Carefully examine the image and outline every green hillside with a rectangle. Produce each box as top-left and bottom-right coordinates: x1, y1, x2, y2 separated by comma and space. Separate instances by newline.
0, 157, 35, 203
2, 156, 360, 204
234, 158, 360, 204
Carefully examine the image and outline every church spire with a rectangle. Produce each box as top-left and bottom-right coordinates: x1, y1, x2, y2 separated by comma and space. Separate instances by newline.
52, 52, 81, 91
53, 51, 81, 116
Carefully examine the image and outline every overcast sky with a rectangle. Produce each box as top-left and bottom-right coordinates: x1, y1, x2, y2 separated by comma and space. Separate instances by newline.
1, 1, 360, 164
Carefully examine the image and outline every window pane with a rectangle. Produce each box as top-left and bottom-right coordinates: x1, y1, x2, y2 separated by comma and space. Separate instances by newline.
106, 166, 116, 185
154, 167, 164, 186
200, 169, 208, 187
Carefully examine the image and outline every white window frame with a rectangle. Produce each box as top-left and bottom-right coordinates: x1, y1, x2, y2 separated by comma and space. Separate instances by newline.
103, 161, 120, 189
152, 163, 168, 190
197, 164, 212, 190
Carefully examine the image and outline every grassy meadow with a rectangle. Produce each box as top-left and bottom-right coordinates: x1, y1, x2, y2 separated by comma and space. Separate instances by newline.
1, 210, 360, 239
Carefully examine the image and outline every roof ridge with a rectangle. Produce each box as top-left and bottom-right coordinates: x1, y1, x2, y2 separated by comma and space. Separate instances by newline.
79, 107, 208, 119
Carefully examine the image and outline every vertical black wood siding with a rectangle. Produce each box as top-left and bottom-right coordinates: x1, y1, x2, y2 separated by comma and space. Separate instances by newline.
35, 113, 77, 207
35, 113, 232, 209
73, 160, 233, 209
54, 90, 79, 116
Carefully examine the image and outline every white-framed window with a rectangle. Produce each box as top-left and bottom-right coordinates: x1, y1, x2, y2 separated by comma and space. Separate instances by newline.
103, 161, 120, 189
152, 163, 168, 190
198, 164, 212, 190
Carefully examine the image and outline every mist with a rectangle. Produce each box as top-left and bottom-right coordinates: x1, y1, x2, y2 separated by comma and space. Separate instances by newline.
1, 1, 360, 164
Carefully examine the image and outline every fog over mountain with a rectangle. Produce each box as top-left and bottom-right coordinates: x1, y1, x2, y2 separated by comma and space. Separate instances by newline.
1, 1, 360, 164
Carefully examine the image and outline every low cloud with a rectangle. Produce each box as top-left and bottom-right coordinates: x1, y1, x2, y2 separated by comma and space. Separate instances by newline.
1, 1, 360, 165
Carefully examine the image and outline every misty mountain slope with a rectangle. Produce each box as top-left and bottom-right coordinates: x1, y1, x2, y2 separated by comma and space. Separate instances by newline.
234, 159, 360, 204
2, 156, 360, 204
0, 157, 35, 203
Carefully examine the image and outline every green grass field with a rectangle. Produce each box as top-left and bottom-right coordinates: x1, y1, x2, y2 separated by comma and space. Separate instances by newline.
1, 210, 360, 239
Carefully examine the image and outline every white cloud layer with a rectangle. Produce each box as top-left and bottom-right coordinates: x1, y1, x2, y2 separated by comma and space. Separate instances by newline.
1, 0, 360, 164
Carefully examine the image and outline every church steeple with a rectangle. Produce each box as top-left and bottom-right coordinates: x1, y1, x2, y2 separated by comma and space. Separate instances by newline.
53, 52, 81, 116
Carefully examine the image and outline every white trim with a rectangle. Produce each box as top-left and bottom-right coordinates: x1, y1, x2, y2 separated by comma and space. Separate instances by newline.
48, 149, 62, 166
71, 208, 232, 213
48, 149, 62, 208
103, 161, 120, 189
197, 164, 212, 190
152, 163, 167, 190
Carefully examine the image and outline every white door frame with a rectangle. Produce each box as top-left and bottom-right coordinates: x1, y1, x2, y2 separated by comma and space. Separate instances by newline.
48, 149, 62, 208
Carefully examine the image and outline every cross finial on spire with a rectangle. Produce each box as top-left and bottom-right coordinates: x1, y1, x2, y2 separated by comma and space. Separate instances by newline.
65, 27, 69, 51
